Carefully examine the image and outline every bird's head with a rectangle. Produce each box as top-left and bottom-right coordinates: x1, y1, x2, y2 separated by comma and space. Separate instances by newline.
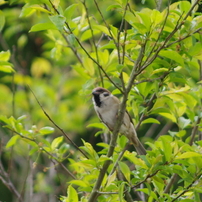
92, 87, 111, 107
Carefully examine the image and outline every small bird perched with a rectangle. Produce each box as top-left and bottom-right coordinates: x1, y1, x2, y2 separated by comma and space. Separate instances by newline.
92, 87, 146, 155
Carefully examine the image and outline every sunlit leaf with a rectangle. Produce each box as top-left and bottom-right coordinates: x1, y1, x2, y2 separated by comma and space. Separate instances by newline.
124, 151, 148, 169
86, 123, 104, 129
93, 25, 111, 37
0, 50, 10, 61
6, 135, 19, 148
159, 50, 184, 66
159, 136, 172, 161
49, 15, 66, 31
180, 1, 191, 13
69, 180, 89, 187
136, 12, 151, 31
51, 136, 63, 150
30, 22, 57, 32
106, 171, 116, 187
178, 117, 191, 129
188, 43, 202, 59
39, 127, 55, 135
80, 140, 98, 160
176, 152, 201, 159
141, 118, 160, 125
152, 68, 168, 75
119, 182, 126, 202
151, 9, 163, 25
159, 112, 177, 123
64, 4, 78, 20
119, 162, 130, 182
67, 185, 78, 202
0, 63, 15, 73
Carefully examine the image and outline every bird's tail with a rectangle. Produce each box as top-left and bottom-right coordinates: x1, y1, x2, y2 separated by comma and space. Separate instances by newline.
130, 135, 146, 155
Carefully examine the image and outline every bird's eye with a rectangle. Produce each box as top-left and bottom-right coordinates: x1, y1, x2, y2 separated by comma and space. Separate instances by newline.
103, 92, 109, 97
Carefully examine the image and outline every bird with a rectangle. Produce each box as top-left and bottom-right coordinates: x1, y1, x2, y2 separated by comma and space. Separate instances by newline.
92, 87, 146, 155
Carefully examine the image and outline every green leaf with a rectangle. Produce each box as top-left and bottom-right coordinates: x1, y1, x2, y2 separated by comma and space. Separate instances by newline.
136, 12, 151, 31
0, 61, 15, 73
69, 180, 89, 187
176, 152, 201, 159
159, 136, 173, 161
39, 127, 55, 135
124, 150, 148, 169
64, 4, 78, 21
180, 1, 191, 13
141, 118, 160, 125
67, 185, 78, 202
117, 135, 128, 149
106, 171, 117, 187
51, 136, 63, 150
0, 115, 9, 124
6, 135, 19, 148
119, 182, 126, 202
0, 11, 5, 31
49, 15, 66, 31
0, 50, 10, 61
29, 23, 57, 32
93, 25, 111, 37
150, 9, 163, 25
29, 5, 52, 14
152, 68, 168, 75
66, 34, 76, 46
20, 3, 51, 17
159, 50, 184, 66
159, 112, 177, 123
188, 43, 202, 59
178, 117, 191, 129
86, 122, 104, 129
118, 162, 131, 182
80, 140, 98, 160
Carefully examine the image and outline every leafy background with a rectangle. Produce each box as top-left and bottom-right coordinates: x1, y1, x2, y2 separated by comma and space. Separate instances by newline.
0, 0, 202, 201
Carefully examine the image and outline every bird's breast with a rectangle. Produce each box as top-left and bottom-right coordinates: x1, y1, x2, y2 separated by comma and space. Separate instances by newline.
95, 99, 119, 131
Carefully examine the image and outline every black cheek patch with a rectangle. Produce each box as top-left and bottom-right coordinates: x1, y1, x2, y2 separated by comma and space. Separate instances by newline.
103, 93, 109, 97
93, 94, 102, 107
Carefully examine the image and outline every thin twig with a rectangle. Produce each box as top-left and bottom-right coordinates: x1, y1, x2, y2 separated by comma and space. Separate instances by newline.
41, 147, 76, 179
82, 0, 104, 87
28, 85, 89, 159
5, 128, 76, 179
165, 27, 202, 48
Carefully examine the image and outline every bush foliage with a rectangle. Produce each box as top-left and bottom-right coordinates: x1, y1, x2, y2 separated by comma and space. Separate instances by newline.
0, 0, 202, 201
